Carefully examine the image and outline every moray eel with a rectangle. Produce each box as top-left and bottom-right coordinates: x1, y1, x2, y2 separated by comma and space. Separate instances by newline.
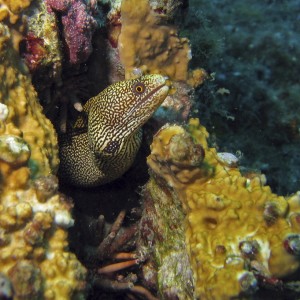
59, 74, 169, 187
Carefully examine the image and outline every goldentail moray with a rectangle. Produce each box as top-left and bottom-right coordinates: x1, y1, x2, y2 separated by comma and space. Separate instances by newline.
59, 74, 169, 187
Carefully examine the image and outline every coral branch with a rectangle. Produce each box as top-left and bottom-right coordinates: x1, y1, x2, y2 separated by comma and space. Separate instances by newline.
113, 252, 137, 260
93, 277, 133, 291
129, 285, 159, 300
96, 214, 105, 241
110, 223, 138, 254
98, 260, 138, 274
110, 210, 126, 234
97, 210, 126, 259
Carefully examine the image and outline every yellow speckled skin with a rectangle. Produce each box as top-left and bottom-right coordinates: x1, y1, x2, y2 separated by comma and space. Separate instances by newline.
59, 74, 169, 187
147, 118, 300, 300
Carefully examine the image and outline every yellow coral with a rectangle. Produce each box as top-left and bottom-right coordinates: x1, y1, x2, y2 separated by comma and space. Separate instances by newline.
0, 22, 58, 176
147, 118, 300, 299
0, 145, 87, 300
0, 24, 86, 299
0, 0, 32, 23
119, 0, 191, 81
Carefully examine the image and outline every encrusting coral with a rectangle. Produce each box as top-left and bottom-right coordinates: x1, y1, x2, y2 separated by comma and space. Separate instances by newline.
138, 176, 195, 299
3, 0, 299, 299
0, 23, 87, 299
23, 0, 62, 77
115, 0, 207, 126
186, 0, 300, 195
0, 22, 58, 176
0, 0, 32, 24
45, 0, 98, 65
119, 0, 204, 85
0, 0, 64, 108
145, 118, 300, 299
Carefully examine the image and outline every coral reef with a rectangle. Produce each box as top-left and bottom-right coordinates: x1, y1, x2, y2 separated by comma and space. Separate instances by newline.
116, 0, 207, 123
184, 0, 300, 194
0, 0, 32, 24
68, 201, 165, 300
145, 118, 300, 299
0, 23, 86, 299
23, 0, 62, 79
17, 0, 202, 137
138, 178, 194, 299
45, 0, 98, 65
2, 0, 299, 299
77, 210, 159, 300
0, 22, 58, 176
119, 0, 191, 81
0, 168, 87, 299
22, 32, 49, 72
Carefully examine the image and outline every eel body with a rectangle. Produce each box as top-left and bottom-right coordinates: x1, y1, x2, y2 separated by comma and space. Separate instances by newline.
59, 74, 169, 187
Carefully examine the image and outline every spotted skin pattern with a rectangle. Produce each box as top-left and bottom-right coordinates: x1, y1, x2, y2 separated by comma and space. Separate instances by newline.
59, 75, 169, 187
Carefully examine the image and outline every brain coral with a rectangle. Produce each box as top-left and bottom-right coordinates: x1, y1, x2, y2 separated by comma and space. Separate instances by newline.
146, 118, 300, 299
0, 23, 87, 299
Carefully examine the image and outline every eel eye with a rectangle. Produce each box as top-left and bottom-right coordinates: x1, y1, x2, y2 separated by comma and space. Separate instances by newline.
133, 82, 146, 95
103, 140, 120, 154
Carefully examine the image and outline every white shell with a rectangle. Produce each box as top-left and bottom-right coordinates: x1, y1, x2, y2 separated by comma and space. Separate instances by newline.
217, 152, 239, 167
0, 103, 9, 121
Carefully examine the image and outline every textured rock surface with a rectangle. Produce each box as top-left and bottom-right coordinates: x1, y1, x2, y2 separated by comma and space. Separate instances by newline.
0, 22, 58, 176
0, 24, 86, 299
119, 0, 190, 81
145, 118, 300, 299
